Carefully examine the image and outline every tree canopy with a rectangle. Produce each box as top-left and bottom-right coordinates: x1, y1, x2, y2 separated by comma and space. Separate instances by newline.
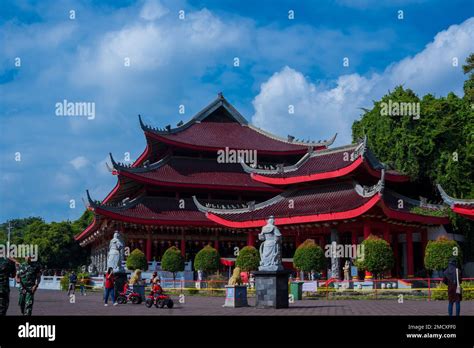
424, 236, 462, 272
126, 248, 148, 271
235, 246, 260, 272
161, 246, 185, 278
293, 239, 325, 273
193, 245, 220, 273
355, 235, 394, 278
351, 54, 474, 261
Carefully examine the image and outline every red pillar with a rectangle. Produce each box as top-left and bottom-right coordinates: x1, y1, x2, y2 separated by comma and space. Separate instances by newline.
383, 224, 390, 244
247, 231, 255, 247
146, 234, 152, 262
363, 221, 372, 279
351, 230, 358, 245
180, 238, 186, 257
406, 229, 414, 277
295, 233, 301, 247
363, 222, 371, 239
393, 232, 400, 277
214, 239, 219, 250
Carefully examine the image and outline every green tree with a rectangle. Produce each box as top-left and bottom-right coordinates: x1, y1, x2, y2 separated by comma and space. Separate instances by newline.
355, 235, 394, 278
0, 217, 44, 244
236, 246, 260, 280
351, 56, 474, 261
22, 220, 87, 269
161, 246, 184, 286
126, 248, 148, 271
194, 245, 220, 275
424, 236, 462, 272
293, 239, 325, 279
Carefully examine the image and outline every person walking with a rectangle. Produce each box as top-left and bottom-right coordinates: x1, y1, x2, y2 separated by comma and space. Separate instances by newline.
0, 257, 17, 316
443, 258, 462, 316
16, 256, 42, 316
104, 268, 117, 306
67, 271, 77, 296
79, 274, 87, 296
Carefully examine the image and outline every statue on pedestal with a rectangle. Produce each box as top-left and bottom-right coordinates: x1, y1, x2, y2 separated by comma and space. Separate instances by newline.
107, 231, 125, 273
258, 216, 283, 271
343, 260, 350, 281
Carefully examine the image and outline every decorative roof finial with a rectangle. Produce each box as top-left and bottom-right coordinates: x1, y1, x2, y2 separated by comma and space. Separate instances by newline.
218, 92, 224, 100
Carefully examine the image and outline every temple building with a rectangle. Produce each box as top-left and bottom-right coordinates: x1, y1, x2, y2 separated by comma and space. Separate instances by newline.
77, 93, 459, 278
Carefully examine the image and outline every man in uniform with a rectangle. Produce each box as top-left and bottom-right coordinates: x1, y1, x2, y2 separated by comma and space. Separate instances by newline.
16, 256, 41, 316
0, 256, 17, 315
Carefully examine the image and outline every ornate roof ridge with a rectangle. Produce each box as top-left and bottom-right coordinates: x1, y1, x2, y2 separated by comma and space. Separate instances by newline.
139, 93, 248, 135
437, 184, 474, 207
193, 188, 296, 215
354, 168, 385, 198
241, 137, 365, 175
86, 190, 145, 211
139, 93, 336, 148
247, 124, 337, 147
387, 188, 445, 210
110, 153, 172, 173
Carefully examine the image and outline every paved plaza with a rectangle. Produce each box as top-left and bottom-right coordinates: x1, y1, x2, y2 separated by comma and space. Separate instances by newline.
5, 289, 474, 316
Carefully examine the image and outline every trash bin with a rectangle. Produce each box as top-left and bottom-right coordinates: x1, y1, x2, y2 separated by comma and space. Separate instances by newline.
290, 282, 303, 301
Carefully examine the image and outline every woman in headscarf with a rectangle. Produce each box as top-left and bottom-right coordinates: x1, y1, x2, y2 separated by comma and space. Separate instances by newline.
442, 258, 462, 316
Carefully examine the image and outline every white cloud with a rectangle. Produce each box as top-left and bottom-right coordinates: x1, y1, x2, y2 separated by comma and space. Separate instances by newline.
70, 156, 90, 170
251, 18, 474, 144
140, 0, 169, 21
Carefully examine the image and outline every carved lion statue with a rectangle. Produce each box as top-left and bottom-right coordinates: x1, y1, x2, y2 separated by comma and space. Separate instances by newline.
228, 267, 242, 286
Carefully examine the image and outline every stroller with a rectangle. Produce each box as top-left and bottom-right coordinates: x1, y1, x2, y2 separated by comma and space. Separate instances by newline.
116, 283, 142, 304
145, 283, 174, 309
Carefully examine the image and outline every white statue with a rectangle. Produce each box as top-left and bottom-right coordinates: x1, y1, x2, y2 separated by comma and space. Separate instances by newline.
258, 216, 283, 271
107, 231, 125, 273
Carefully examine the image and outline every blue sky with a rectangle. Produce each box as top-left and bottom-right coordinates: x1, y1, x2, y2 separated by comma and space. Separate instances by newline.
0, 0, 473, 222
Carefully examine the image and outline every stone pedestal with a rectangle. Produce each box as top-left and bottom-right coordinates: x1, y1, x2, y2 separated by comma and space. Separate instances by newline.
223, 285, 248, 308
254, 270, 290, 309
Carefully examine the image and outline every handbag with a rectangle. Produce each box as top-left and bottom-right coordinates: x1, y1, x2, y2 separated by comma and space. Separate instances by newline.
456, 268, 462, 295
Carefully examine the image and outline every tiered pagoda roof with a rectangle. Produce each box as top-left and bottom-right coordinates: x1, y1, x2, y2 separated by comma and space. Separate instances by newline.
140, 93, 337, 155
240, 137, 409, 185
438, 184, 474, 220
77, 93, 449, 246
193, 172, 448, 228
109, 154, 280, 192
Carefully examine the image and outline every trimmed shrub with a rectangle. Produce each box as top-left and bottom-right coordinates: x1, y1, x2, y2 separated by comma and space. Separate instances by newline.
293, 239, 325, 276
236, 246, 260, 273
194, 245, 220, 274
355, 235, 394, 278
424, 236, 462, 272
126, 248, 148, 271
161, 246, 184, 281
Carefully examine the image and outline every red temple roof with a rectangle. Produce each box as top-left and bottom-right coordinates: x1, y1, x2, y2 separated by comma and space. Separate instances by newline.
437, 184, 474, 220
240, 137, 409, 184
140, 93, 337, 155
109, 154, 280, 192
193, 174, 448, 228
87, 193, 214, 226
193, 179, 384, 228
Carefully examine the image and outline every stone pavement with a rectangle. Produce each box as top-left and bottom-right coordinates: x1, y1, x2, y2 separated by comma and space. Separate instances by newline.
5, 289, 474, 316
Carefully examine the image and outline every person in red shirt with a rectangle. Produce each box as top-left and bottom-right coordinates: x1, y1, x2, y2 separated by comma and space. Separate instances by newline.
104, 268, 117, 306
